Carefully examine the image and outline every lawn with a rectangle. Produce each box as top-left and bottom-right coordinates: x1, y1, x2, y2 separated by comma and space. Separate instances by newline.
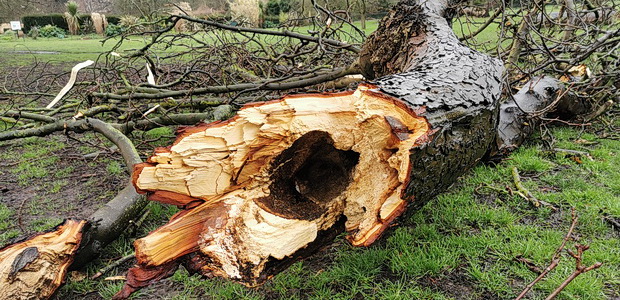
0, 34, 151, 66
0, 18, 500, 68
39, 125, 617, 300
1, 15, 619, 300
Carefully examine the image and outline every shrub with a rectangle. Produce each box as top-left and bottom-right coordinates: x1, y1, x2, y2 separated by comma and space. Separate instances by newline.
38, 25, 66, 38
279, 11, 288, 23
119, 15, 144, 33
64, 1, 80, 35
106, 16, 121, 25
1, 30, 16, 41
81, 18, 94, 35
265, 0, 281, 16
105, 23, 125, 36
22, 13, 120, 34
91, 13, 107, 35
263, 15, 280, 27
279, 0, 291, 13
263, 20, 278, 28
28, 26, 40, 39
228, 0, 261, 26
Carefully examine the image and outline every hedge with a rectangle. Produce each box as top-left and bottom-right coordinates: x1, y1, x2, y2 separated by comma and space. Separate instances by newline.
22, 14, 68, 32
21, 14, 121, 33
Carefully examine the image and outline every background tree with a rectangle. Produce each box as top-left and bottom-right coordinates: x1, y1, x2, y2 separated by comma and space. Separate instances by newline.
64, 1, 80, 35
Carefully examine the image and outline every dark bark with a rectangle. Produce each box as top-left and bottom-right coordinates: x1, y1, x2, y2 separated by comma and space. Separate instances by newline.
0, 113, 213, 141
68, 119, 146, 268
361, 0, 504, 208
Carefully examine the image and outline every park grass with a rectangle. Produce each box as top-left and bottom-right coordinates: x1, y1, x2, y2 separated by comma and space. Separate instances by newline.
0, 18, 499, 68
0, 35, 151, 66
49, 125, 620, 300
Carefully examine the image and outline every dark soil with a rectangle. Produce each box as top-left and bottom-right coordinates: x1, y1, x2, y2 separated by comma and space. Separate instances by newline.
0, 134, 127, 242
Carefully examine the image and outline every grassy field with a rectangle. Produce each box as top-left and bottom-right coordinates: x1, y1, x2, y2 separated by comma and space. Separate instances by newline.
0, 18, 502, 67
1, 16, 619, 300
35, 126, 618, 299
0, 34, 149, 65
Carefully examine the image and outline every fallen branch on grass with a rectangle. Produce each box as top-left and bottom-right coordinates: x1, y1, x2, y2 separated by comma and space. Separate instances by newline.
545, 244, 602, 300
515, 208, 578, 300
91, 254, 136, 280
0, 113, 213, 141
602, 214, 620, 231
511, 167, 557, 210
514, 255, 543, 274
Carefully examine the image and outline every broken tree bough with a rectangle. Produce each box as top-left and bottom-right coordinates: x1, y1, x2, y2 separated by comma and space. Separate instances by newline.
0, 0, 591, 299
118, 0, 505, 296
0, 220, 87, 300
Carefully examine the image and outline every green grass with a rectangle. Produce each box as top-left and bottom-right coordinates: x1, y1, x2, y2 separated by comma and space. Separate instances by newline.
0, 137, 66, 185
0, 204, 20, 245
51, 126, 620, 299
0, 35, 149, 66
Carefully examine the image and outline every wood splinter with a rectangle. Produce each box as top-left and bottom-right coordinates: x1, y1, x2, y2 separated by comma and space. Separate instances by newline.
0, 219, 87, 300
128, 86, 432, 287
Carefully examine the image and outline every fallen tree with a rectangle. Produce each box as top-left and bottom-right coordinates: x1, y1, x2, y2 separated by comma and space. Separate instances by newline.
0, 0, 609, 298
115, 0, 587, 297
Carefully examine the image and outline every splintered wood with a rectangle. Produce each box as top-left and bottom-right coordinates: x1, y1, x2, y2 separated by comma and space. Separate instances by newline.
0, 219, 86, 300
130, 84, 430, 285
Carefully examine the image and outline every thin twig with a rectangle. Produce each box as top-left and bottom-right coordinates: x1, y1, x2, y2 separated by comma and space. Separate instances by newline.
16, 197, 29, 233
515, 208, 578, 300
514, 255, 543, 274
544, 244, 602, 300
603, 215, 620, 231
584, 100, 614, 122
460, 8, 504, 41
91, 254, 136, 280
511, 166, 557, 210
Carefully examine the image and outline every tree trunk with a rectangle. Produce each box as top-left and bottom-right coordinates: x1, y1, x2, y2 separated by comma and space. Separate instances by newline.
359, 0, 367, 29
116, 0, 507, 297
562, 0, 578, 42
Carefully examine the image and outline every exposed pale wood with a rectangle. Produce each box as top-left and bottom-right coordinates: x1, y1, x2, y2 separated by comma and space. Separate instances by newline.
132, 87, 430, 282
0, 220, 86, 300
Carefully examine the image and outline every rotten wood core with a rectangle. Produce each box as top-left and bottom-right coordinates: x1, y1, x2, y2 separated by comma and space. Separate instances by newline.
0, 220, 86, 300
131, 86, 430, 283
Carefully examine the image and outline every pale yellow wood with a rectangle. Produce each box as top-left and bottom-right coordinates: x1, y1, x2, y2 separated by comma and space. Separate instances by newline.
134, 84, 431, 280
0, 220, 86, 300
